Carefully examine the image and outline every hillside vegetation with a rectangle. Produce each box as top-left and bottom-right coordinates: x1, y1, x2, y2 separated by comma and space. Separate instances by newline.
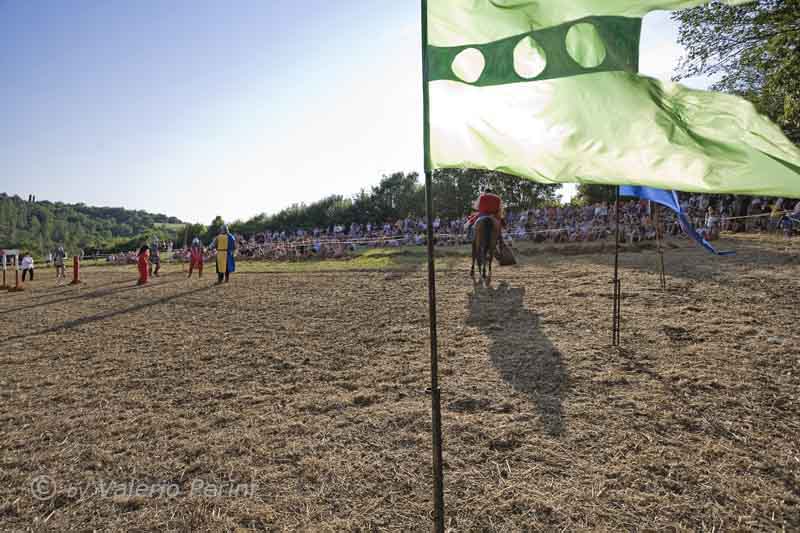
0, 193, 183, 257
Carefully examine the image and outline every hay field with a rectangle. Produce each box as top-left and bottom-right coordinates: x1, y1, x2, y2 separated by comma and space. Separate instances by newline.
1, 235, 798, 532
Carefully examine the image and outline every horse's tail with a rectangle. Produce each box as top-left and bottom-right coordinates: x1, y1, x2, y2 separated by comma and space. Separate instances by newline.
479, 217, 493, 263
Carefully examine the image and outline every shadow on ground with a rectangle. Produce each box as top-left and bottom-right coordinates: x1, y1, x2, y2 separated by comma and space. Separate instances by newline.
466, 281, 568, 436
6, 283, 217, 343
0, 272, 188, 316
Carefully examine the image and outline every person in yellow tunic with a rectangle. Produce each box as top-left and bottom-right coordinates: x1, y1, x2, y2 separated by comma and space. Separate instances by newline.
213, 225, 236, 284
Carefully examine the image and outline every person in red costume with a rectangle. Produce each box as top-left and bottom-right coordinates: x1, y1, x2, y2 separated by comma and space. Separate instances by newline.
187, 237, 204, 278
137, 244, 150, 286
466, 188, 506, 241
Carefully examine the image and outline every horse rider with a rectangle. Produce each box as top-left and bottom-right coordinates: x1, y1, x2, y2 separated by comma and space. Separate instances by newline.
465, 188, 506, 243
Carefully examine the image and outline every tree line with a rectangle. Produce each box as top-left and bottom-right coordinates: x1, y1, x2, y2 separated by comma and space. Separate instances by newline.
177, 170, 562, 244
178, 169, 560, 243
1, 170, 561, 257
0, 193, 183, 257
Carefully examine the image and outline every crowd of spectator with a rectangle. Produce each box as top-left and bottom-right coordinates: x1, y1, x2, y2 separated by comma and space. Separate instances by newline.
170, 195, 800, 262
96, 195, 800, 264
11, 195, 793, 281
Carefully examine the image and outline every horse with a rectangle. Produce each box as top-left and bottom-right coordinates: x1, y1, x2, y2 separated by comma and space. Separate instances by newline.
471, 216, 500, 282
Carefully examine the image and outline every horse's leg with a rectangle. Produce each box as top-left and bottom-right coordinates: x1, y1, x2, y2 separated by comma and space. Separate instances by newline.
486, 246, 492, 283
476, 224, 485, 281
477, 232, 484, 281
487, 229, 498, 283
481, 219, 490, 282
470, 239, 476, 278
488, 247, 494, 282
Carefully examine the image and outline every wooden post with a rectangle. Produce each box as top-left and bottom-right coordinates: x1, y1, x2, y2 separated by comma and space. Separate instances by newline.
0, 253, 7, 289
9, 266, 24, 292
70, 256, 82, 285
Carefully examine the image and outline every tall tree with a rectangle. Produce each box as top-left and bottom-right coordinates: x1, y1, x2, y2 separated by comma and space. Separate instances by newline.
672, 0, 800, 142
432, 169, 560, 218
478, 171, 560, 211
177, 223, 208, 246
206, 216, 226, 241
574, 184, 617, 206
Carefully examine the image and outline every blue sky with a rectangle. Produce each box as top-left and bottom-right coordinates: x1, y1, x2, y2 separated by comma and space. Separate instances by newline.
0, 2, 711, 223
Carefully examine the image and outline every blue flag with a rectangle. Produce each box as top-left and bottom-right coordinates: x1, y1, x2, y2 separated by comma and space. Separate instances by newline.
619, 186, 735, 256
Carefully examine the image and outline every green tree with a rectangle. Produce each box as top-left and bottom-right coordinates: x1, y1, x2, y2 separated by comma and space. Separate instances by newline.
369, 172, 424, 222
477, 170, 560, 211
431, 169, 477, 218
206, 216, 226, 242
574, 184, 617, 206
431, 168, 560, 219
672, 0, 800, 142
0, 193, 185, 258
177, 223, 208, 246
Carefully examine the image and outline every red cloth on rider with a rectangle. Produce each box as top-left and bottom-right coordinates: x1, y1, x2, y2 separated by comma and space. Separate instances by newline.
468, 193, 505, 227
477, 193, 501, 215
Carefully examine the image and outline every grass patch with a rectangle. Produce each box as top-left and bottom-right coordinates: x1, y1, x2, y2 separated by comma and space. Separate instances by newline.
234, 248, 417, 273
233, 246, 474, 274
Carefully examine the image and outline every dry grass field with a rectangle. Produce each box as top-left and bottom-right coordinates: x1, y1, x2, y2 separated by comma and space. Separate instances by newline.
1, 235, 798, 532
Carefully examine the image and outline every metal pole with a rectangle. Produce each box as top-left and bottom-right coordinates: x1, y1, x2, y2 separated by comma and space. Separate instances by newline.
652, 202, 666, 291
421, 1, 445, 531
425, 170, 445, 533
612, 186, 621, 346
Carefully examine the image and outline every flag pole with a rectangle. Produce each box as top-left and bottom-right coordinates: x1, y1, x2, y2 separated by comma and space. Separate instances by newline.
612, 185, 621, 346
421, 1, 446, 531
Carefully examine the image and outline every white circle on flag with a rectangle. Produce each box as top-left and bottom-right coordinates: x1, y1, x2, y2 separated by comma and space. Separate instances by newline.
513, 36, 547, 79
566, 23, 607, 68
451, 48, 485, 84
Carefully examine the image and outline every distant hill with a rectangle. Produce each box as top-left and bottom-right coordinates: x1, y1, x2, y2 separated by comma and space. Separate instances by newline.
0, 193, 184, 257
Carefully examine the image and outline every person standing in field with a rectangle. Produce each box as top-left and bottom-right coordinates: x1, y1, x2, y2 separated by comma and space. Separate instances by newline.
188, 237, 204, 278
21, 252, 34, 282
53, 246, 67, 285
213, 225, 236, 284
149, 237, 161, 277
137, 244, 150, 285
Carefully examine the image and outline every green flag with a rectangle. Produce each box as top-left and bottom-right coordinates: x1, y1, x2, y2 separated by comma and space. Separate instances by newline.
424, 0, 800, 197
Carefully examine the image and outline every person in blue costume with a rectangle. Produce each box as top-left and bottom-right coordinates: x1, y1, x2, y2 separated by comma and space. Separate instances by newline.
213, 225, 236, 284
